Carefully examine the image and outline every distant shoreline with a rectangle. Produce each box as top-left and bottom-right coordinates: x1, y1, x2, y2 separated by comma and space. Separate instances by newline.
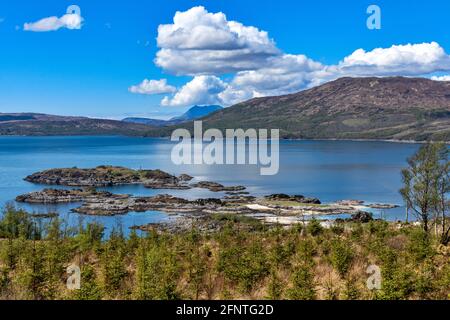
0, 134, 447, 144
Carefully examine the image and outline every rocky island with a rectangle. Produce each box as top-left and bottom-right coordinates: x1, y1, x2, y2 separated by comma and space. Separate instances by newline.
15, 188, 128, 203
24, 166, 193, 189
23, 166, 245, 192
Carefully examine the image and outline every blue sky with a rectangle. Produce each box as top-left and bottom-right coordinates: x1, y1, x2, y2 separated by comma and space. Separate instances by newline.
0, 0, 449, 119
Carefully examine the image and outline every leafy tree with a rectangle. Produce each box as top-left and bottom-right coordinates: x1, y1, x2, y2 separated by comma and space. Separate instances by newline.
435, 153, 450, 244
400, 142, 449, 235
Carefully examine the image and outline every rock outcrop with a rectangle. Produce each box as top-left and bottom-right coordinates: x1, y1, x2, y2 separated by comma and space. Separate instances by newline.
15, 188, 126, 203
191, 181, 246, 192
24, 166, 192, 189
264, 194, 321, 204
71, 194, 226, 216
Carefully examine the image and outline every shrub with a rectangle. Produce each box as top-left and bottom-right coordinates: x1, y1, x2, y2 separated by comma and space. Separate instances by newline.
330, 223, 345, 235
367, 220, 389, 238
342, 277, 359, 300
134, 242, 180, 300
307, 218, 323, 236
266, 269, 283, 300
406, 228, 433, 263
72, 264, 103, 300
0, 206, 35, 239
218, 242, 269, 294
287, 262, 316, 300
378, 249, 414, 300
350, 223, 364, 241
329, 239, 353, 278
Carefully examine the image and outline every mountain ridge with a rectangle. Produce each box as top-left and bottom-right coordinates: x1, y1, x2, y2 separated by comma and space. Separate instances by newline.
1, 77, 449, 141
0, 113, 152, 136
144, 77, 450, 141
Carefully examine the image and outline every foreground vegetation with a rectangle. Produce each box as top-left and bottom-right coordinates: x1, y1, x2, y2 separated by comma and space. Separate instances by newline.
0, 206, 448, 300
0, 142, 447, 300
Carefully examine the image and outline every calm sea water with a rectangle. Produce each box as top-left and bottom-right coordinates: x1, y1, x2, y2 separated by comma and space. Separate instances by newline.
0, 136, 420, 234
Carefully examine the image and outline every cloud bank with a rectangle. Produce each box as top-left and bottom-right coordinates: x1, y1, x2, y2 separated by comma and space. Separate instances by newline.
132, 6, 450, 107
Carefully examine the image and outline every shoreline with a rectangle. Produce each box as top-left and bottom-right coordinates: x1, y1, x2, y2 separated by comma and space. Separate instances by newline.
12, 166, 402, 232
0, 134, 446, 144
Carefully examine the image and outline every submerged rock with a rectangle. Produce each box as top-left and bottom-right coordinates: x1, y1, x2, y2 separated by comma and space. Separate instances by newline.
337, 200, 365, 206
225, 191, 250, 195
191, 181, 246, 192
224, 195, 256, 202
30, 212, 59, 219
191, 198, 224, 206
265, 194, 321, 204
336, 200, 398, 210
367, 203, 399, 209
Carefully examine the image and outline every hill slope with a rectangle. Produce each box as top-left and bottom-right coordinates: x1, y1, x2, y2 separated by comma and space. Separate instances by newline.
146, 77, 450, 141
0, 113, 153, 136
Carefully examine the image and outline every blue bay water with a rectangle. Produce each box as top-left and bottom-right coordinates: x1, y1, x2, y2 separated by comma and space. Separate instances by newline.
0, 136, 420, 234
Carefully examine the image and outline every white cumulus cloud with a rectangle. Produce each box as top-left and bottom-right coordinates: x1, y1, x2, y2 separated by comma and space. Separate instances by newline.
155, 6, 279, 75
220, 54, 325, 104
162, 76, 227, 107
337, 42, 450, 76
24, 9, 84, 32
129, 79, 176, 95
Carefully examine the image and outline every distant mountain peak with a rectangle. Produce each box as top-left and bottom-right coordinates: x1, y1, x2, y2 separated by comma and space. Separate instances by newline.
123, 105, 223, 127
170, 105, 223, 122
